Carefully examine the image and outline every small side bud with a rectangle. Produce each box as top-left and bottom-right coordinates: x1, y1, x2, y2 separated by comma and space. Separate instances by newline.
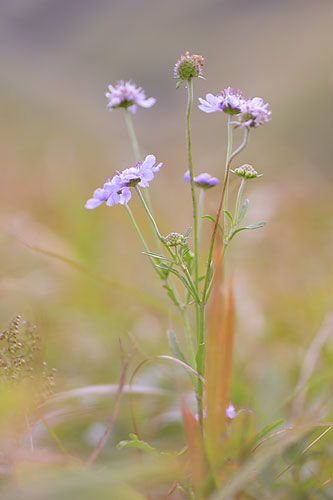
231, 164, 262, 179
165, 232, 186, 247
174, 51, 204, 82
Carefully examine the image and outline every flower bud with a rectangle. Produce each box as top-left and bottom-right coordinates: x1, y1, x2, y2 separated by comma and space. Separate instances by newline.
165, 232, 186, 247
232, 164, 262, 179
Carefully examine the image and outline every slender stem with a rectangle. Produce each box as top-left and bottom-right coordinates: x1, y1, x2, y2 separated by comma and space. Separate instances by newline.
123, 110, 161, 252
198, 189, 205, 248
234, 178, 246, 225
186, 79, 199, 292
125, 204, 162, 278
224, 115, 233, 235
181, 309, 196, 369
124, 109, 140, 162
88, 346, 134, 465
202, 127, 249, 302
135, 186, 164, 241
196, 303, 205, 427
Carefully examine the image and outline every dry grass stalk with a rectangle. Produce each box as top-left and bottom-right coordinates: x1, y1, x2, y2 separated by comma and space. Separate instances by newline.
205, 241, 235, 466
181, 401, 207, 492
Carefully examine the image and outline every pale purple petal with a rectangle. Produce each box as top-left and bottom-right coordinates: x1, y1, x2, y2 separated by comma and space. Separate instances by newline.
85, 198, 104, 209
198, 93, 222, 113
138, 97, 156, 108
119, 187, 131, 205
184, 170, 191, 183
106, 80, 156, 112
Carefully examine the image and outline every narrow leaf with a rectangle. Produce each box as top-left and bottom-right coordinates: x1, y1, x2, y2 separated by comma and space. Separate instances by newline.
167, 330, 188, 364
117, 433, 159, 456
202, 215, 224, 236
237, 198, 249, 223
157, 264, 197, 299
142, 251, 173, 263
184, 227, 192, 238
224, 210, 234, 224
181, 402, 208, 491
254, 419, 285, 444
229, 221, 266, 242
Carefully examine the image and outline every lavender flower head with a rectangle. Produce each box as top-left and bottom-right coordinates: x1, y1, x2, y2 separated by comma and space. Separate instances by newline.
105, 80, 156, 114
198, 87, 244, 115
85, 155, 162, 209
199, 87, 271, 127
184, 170, 219, 189
237, 97, 271, 128
198, 93, 224, 113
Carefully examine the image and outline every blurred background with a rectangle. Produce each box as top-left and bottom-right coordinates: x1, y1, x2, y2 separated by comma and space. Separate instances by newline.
0, 0, 332, 485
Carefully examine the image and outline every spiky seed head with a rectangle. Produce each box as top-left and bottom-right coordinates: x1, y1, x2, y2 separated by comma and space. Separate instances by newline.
174, 51, 204, 81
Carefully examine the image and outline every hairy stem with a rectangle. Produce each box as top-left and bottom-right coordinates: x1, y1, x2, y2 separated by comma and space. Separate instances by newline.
186, 79, 199, 293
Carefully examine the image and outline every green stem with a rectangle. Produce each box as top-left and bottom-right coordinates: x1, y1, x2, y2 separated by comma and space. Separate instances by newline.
234, 178, 246, 225
186, 79, 199, 293
181, 309, 196, 369
196, 303, 205, 427
124, 109, 161, 252
135, 186, 164, 241
124, 109, 140, 162
224, 115, 233, 235
198, 189, 205, 248
202, 127, 249, 302
125, 204, 162, 278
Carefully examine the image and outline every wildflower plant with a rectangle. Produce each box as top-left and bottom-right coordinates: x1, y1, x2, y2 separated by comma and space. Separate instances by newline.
83, 54, 332, 498
85, 51, 271, 487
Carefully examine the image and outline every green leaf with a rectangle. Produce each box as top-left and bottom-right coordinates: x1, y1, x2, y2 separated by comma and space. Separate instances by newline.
202, 215, 224, 235
224, 210, 234, 225
237, 199, 249, 223
163, 283, 180, 307
184, 227, 192, 238
176, 80, 183, 89
118, 433, 187, 458
157, 264, 197, 299
142, 251, 173, 263
254, 419, 285, 444
117, 433, 159, 456
228, 221, 266, 242
167, 330, 188, 364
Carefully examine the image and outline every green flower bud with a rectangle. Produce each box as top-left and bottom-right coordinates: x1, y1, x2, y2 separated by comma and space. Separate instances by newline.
231, 164, 262, 179
165, 232, 186, 247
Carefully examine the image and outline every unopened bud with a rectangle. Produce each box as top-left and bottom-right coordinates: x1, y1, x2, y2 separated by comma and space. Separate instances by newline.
232, 164, 262, 179
165, 232, 186, 247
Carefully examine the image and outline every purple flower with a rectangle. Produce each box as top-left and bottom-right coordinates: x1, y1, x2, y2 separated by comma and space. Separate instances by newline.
184, 170, 219, 189
105, 80, 156, 114
85, 155, 162, 209
199, 87, 271, 127
198, 87, 244, 114
219, 87, 244, 114
198, 93, 224, 113
237, 97, 272, 128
